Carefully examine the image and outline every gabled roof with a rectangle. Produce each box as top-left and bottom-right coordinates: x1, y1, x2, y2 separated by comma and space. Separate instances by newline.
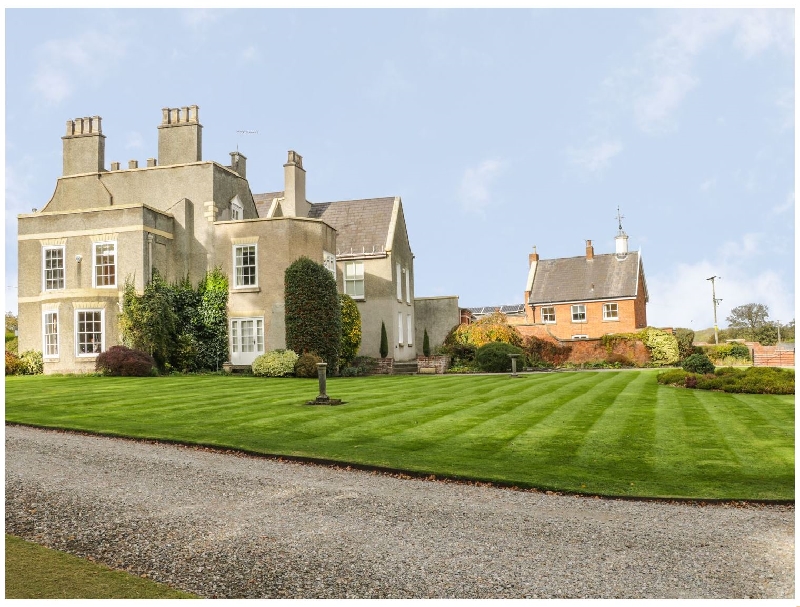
528, 252, 643, 305
254, 192, 400, 257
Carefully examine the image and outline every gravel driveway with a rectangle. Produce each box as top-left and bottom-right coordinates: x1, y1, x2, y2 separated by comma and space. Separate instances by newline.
5, 424, 794, 599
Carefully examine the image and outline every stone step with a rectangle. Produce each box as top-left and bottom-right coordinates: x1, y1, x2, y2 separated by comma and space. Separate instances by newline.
392, 361, 418, 375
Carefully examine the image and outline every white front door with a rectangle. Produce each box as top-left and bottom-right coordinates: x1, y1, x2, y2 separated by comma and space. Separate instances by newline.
230, 317, 264, 366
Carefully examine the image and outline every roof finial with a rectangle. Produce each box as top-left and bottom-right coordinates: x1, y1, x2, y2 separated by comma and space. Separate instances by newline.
616, 206, 625, 231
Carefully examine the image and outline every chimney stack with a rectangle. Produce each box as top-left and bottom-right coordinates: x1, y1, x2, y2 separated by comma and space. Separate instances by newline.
157, 104, 202, 166
62, 115, 106, 175
283, 150, 310, 217
230, 151, 246, 178
586, 239, 594, 260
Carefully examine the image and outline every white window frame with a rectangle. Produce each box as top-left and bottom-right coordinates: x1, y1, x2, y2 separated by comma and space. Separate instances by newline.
92, 241, 117, 288
43, 310, 59, 358
541, 306, 556, 324
323, 251, 336, 277
75, 308, 104, 357
398, 312, 404, 345
603, 302, 619, 321
405, 268, 411, 304
42, 245, 66, 291
344, 261, 364, 299
407, 313, 413, 345
571, 304, 587, 323
233, 243, 258, 288
396, 263, 403, 301
230, 198, 243, 220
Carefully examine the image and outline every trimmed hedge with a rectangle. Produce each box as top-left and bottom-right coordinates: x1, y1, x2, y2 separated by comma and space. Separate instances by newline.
252, 349, 299, 377
682, 353, 715, 374
285, 257, 341, 370
474, 341, 524, 373
657, 366, 794, 394
96, 346, 156, 377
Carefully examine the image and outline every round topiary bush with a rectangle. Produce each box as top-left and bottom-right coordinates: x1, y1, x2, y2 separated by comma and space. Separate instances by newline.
252, 349, 299, 377
474, 341, 524, 373
682, 353, 715, 375
294, 352, 323, 378
96, 345, 156, 377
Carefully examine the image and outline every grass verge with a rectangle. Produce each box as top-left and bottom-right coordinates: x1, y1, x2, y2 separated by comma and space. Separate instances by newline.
5, 371, 794, 500
5, 534, 197, 599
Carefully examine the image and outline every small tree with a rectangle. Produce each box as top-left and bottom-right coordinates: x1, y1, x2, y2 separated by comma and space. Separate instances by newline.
339, 294, 362, 367
422, 328, 431, 357
379, 321, 389, 358
675, 328, 696, 360
285, 257, 341, 370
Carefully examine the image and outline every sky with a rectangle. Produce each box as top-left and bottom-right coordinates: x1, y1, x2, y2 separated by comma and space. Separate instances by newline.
4, 8, 796, 331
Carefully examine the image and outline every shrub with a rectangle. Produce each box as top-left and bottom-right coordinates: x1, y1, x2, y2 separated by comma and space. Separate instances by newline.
523, 335, 572, 367
444, 312, 523, 350
442, 341, 477, 367
5, 351, 23, 375
641, 327, 680, 365
252, 349, 299, 377
96, 346, 156, 377
474, 341, 524, 373
422, 328, 431, 357
285, 257, 341, 371
675, 328, 696, 360
294, 352, 323, 378
682, 353, 715, 374
379, 321, 389, 358
657, 366, 794, 394
19, 350, 43, 375
728, 342, 751, 360
339, 294, 362, 367
606, 352, 634, 367
351, 356, 379, 375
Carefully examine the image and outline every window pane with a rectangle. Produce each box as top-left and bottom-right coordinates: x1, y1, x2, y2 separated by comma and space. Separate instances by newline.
234, 245, 257, 287
94, 243, 116, 287
44, 312, 58, 356
44, 248, 65, 290
77, 311, 102, 354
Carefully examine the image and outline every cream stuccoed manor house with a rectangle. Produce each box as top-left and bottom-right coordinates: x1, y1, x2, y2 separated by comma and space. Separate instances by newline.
17, 105, 460, 374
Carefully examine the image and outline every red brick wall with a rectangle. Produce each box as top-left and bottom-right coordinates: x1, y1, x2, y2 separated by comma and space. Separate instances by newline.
516, 326, 652, 365
417, 355, 451, 374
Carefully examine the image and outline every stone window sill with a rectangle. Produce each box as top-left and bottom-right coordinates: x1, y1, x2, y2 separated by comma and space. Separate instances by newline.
231, 287, 261, 294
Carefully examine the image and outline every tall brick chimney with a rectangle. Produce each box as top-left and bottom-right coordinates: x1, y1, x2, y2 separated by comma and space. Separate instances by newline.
157, 105, 202, 166
524, 246, 539, 323
586, 239, 594, 260
62, 116, 105, 175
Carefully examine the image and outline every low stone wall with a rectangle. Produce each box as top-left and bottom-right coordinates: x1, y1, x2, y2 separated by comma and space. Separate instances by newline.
417, 355, 450, 374
374, 358, 394, 375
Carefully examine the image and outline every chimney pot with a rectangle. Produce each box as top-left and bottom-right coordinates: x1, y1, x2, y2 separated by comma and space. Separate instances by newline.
146, 158, 157, 168
128, 160, 139, 169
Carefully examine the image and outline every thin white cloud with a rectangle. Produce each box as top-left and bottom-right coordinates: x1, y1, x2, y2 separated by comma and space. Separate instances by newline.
32, 30, 128, 105
182, 9, 222, 31
647, 233, 794, 329
458, 159, 506, 215
633, 9, 793, 133
241, 45, 259, 62
567, 140, 623, 174
699, 177, 717, 192
772, 191, 794, 215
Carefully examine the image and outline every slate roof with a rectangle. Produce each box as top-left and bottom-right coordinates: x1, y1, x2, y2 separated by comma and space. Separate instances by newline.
253, 191, 284, 218
528, 252, 642, 305
308, 197, 396, 256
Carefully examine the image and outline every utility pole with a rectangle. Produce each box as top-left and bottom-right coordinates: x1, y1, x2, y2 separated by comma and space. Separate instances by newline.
707, 276, 722, 345
776, 320, 781, 345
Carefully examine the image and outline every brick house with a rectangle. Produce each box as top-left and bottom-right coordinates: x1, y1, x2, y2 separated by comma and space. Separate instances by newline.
522, 227, 648, 341
17, 105, 451, 373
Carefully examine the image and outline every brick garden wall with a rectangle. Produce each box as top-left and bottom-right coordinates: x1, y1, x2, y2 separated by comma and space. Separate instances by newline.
416, 355, 451, 374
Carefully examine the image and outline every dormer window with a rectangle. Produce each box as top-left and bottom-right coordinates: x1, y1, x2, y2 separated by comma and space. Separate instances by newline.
230, 197, 243, 220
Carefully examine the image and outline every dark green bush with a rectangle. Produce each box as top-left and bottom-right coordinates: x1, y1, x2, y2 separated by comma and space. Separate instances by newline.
675, 328, 697, 360
440, 341, 477, 367
474, 342, 524, 373
657, 366, 794, 394
285, 257, 341, 371
682, 353, 715, 374
294, 352, 323, 378
96, 346, 156, 377
379, 321, 389, 358
728, 342, 751, 360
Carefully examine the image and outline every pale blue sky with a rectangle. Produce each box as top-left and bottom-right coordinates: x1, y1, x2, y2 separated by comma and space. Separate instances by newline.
5, 8, 795, 330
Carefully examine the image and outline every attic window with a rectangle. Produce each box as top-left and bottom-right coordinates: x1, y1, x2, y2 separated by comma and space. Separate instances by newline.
230, 198, 243, 220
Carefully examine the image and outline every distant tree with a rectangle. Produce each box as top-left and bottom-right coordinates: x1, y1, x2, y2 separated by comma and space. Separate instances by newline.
379, 321, 388, 358
5, 312, 18, 334
726, 303, 770, 333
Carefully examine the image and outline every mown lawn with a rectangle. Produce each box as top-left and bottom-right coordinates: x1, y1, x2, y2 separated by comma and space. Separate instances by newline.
5, 534, 197, 599
5, 371, 794, 500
